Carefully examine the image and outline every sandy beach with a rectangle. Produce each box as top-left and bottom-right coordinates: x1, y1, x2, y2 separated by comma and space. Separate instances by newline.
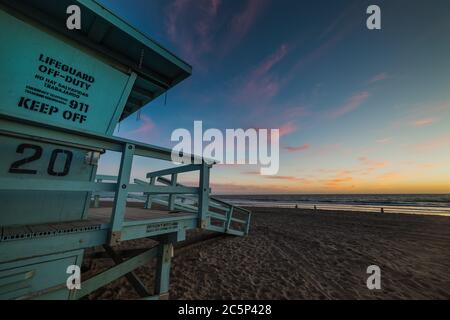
84, 207, 450, 300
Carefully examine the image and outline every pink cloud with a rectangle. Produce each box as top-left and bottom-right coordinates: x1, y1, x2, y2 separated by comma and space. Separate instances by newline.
389, 99, 450, 130
230, 0, 265, 35
358, 157, 388, 172
318, 1, 359, 40
228, 8, 355, 120
284, 144, 310, 152
368, 72, 389, 84
165, 0, 222, 67
282, 106, 310, 119
271, 10, 358, 95
417, 163, 442, 170
411, 118, 437, 127
376, 137, 392, 144
378, 172, 402, 180
210, 181, 297, 194
226, 3, 358, 123
253, 44, 289, 78
128, 115, 156, 136
413, 135, 450, 152
433, 100, 450, 113
228, 5, 356, 120
265, 175, 309, 183
166, 0, 193, 45
315, 156, 391, 190
322, 174, 354, 189
279, 121, 297, 137
292, 32, 345, 74
329, 91, 370, 118
220, 0, 270, 56
326, 176, 353, 185
284, 14, 357, 83
166, 0, 188, 40
248, 121, 297, 143
234, 44, 290, 104
242, 170, 261, 175
242, 171, 310, 183
314, 144, 343, 156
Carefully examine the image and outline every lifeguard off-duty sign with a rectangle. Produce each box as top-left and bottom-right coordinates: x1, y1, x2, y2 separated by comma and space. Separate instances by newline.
0, 9, 135, 135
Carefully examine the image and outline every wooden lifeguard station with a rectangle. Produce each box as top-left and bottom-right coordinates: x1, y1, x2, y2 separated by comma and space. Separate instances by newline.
0, 0, 250, 299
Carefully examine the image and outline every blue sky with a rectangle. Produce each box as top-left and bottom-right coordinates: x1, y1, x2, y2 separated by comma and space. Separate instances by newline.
97, 0, 450, 194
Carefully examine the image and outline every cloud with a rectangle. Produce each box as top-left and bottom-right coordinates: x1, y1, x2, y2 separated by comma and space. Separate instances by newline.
281, 105, 310, 119
417, 163, 442, 170
318, 1, 359, 40
329, 91, 370, 118
245, 122, 297, 145
220, 0, 270, 55
378, 172, 401, 180
241, 169, 310, 183
279, 121, 297, 137
312, 157, 390, 190
292, 32, 345, 74
166, 0, 189, 40
358, 156, 388, 173
253, 44, 289, 78
233, 1, 357, 104
230, 0, 266, 35
165, 0, 222, 66
242, 170, 261, 175
368, 72, 389, 84
210, 181, 297, 194
234, 43, 290, 104
322, 174, 354, 189
325, 176, 353, 185
391, 100, 450, 130
413, 135, 450, 152
228, 3, 357, 122
285, 7, 358, 83
411, 118, 437, 127
376, 137, 392, 144
283, 144, 310, 152
127, 115, 156, 136
166, 0, 270, 66
265, 175, 309, 183
314, 144, 343, 156
231, 4, 357, 119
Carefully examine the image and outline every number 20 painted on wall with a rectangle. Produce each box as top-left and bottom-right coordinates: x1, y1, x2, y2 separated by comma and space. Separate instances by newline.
8, 143, 73, 177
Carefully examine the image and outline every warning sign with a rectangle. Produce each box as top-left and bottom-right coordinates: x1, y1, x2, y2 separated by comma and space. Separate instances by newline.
0, 9, 133, 135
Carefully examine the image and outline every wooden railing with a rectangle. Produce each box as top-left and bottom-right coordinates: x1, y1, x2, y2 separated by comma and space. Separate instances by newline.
93, 172, 252, 236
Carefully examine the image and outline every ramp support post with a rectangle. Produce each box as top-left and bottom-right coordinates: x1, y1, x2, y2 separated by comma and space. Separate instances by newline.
168, 174, 178, 211
154, 235, 174, 299
94, 178, 103, 208
225, 206, 234, 232
110, 143, 135, 245
198, 161, 210, 229
144, 177, 156, 209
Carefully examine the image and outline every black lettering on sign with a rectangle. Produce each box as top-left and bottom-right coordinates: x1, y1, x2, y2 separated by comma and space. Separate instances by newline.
9, 144, 43, 174
48, 149, 73, 176
18, 97, 59, 115
9, 143, 73, 177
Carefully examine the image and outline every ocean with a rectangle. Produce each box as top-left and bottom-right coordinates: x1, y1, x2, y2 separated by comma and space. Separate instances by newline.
214, 194, 450, 217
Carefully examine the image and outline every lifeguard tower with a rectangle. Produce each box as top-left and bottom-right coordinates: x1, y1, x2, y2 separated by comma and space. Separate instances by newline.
0, 0, 250, 299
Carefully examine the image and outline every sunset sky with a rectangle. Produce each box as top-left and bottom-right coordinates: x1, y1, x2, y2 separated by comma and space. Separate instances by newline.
98, 0, 450, 194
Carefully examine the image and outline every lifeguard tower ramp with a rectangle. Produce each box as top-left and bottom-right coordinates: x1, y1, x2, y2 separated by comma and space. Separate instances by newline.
0, 0, 250, 300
